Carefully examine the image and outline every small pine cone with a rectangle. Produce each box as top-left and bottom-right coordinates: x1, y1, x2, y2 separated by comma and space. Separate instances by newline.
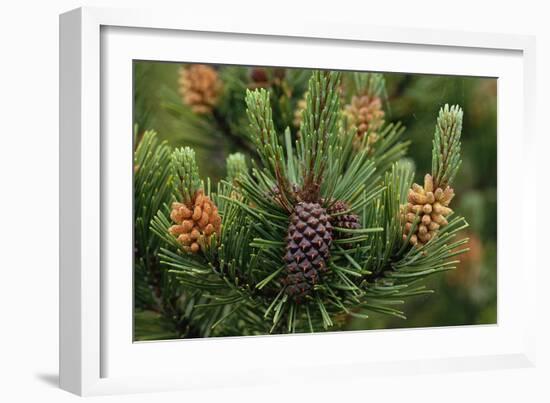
401, 174, 455, 247
169, 190, 222, 253
328, 200, 360, 246
249, 67, 286, 89
249, 67, 270, 89
283, 202, 333, 302
344, 95, 385, 147
178, 65, 222, 114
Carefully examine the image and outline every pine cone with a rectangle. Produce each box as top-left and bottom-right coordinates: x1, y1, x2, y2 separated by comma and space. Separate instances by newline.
249, 67, 287, 89
344, 95, 385, 147
402, 174, 455, 246
329, 200, 360, 246
249, 68, 270, 89
178, 65, 222, 114
283, 202, 333, 301
329, 200, 360, 230
169, 190, 222, 253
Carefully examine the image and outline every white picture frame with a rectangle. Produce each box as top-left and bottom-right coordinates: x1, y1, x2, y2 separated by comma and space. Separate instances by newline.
59, 6, 537, 396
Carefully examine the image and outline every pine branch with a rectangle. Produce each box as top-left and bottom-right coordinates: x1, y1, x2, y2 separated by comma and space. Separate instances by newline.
142, 71, 471, 336
245, 88, 294, 211
134, 130, 173, 309
171, 147, 202, 205
432, 104, 463, 188
297, 70, 341, 200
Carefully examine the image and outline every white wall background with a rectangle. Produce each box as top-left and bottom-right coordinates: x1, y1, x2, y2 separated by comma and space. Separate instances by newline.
0, 0, 547, 401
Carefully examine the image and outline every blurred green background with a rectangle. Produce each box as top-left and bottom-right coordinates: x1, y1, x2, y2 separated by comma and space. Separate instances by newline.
134, 61, 497, 332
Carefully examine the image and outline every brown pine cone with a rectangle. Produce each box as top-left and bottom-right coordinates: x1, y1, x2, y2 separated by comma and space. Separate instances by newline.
402, 174, 455, 246
329, 200, 360, 230
178, 64, 222, 114
328, 200, 360, 247
168, 190, 222, 253
249, 67, 270, 89
249, 67, 287, 89
283, 202, 333, 302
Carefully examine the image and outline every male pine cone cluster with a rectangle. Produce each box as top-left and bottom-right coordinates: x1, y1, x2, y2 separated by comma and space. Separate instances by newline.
178, 64, 222, 114
169, 191, 222, 253
344, 95, 385, 148
283, 202, 333, 301
402, 174, 454, 246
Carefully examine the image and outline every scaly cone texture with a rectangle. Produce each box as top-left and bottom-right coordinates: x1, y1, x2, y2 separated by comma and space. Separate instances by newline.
283, 202, 333, 301
402, 174, 454, 246
178, 64, 222, 114
344, 95, 385, 148
169, 190, 222, 253
328, 200, 361, 246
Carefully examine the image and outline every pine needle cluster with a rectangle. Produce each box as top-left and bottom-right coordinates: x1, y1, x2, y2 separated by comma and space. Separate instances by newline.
135, 68, 469, 337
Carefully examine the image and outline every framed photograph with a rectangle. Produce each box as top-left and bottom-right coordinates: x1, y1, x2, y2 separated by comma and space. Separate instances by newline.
59, 6, 536, 396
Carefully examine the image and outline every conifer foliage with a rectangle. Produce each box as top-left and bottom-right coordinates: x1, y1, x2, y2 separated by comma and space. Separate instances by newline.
135, 67, 470, 337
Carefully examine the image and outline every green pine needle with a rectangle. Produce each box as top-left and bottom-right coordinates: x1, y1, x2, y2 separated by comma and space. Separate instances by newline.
171, 147, 202, 204
226, 153, 248, 183
432, 104, 463, 188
